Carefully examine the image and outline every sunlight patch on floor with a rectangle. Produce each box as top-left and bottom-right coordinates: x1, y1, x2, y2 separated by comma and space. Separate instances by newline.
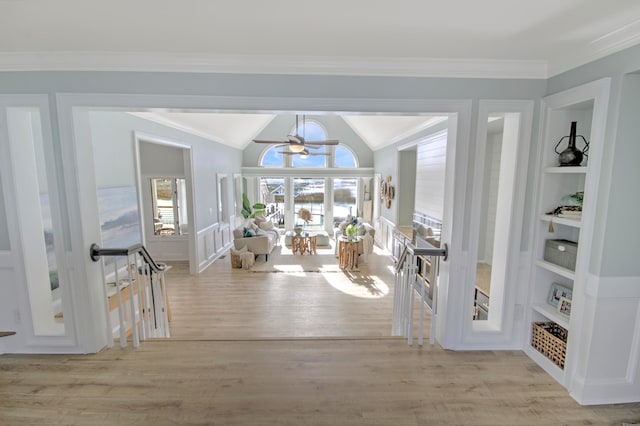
325, 272, 390, 299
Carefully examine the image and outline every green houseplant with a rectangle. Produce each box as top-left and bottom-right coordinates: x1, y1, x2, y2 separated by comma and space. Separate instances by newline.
345, 223, 357, 240
241, 193, 266, 219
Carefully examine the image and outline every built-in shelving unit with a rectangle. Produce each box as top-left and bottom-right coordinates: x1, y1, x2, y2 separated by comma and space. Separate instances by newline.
524, 79, 610, 393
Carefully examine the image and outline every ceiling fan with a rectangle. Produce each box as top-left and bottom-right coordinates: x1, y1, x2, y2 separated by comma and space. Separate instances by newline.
277, 148, 330, 159
253, 114, 339, 153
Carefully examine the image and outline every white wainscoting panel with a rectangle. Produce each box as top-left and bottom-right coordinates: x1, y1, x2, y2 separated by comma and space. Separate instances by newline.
377, 216, 396, 253
570, 273, 640, 405
197, 223, 233, 273
0, 252, 16, 354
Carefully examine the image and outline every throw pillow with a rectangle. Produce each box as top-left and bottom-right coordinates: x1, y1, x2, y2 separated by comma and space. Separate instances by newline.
243, 227, 256, 238
250, 222, 259, 232
254, 216, 266, 225
259, 221, 274, 231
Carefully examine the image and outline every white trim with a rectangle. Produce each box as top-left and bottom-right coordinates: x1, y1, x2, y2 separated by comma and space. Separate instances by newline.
0, 52, 549, 79
241, 166, 374, 179
133, 132, 199, 274
389, 117, 449, 147
397, 129, 448, 151
465, 100, 534, 344
129, 113, 228, 146
585, 273, 640, 299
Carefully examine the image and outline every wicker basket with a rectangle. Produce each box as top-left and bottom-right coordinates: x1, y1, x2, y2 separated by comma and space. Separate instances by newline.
230, 253, 242, 268
531, 322, 568, 369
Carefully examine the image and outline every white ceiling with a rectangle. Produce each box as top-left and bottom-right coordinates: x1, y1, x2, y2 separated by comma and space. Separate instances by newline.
2, 0, 640, 77
131, 111, 445, 151
4, 0, 640, 150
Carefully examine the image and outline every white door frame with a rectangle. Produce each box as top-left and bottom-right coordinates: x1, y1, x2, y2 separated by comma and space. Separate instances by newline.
0, 95, 79, 352
461, 100, 534, 349
56, 93, 472, 353
134, 132, 198, 274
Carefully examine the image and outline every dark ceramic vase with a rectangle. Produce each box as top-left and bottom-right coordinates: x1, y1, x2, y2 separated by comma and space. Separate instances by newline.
555, 121, 586, 166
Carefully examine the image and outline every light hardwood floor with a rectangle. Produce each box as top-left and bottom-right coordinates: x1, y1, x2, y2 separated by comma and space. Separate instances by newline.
2, 241, 640, 425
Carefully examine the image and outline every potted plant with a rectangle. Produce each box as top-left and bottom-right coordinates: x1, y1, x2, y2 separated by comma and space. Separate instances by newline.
241, 193, 266, 219
345, 223, 357, 241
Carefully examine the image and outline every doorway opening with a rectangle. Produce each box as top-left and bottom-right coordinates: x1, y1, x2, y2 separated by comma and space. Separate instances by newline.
58, 95, 469, 348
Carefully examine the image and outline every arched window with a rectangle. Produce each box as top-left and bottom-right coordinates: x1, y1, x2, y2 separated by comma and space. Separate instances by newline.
334, 145, 358, 168
258, 118, 359, 168
260, 145, 284, 167
294, 119, 326, 142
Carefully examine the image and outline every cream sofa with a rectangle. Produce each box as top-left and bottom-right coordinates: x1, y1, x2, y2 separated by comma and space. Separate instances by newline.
232, 219, 279, 261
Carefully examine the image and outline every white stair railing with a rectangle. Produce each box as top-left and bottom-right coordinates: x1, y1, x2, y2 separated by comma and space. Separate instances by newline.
392, 241, 447, 346
90, 244, 170, 348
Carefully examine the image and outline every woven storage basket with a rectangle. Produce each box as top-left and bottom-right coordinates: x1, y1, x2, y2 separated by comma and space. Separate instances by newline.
531, 322, 568, 369
230, 253, 242, 268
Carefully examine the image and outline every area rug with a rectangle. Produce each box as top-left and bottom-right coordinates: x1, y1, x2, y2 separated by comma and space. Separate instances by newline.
250, 244, 367, 274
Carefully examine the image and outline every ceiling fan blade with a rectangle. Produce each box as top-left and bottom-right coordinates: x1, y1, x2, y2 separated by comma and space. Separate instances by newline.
305, 140, 339, 146
277, 151, 330, 156
253, 139, 285, 144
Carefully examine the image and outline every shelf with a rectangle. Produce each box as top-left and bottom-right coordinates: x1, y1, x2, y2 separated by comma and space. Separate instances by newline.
544, 166, 588, 174
536, 260, 575, 280
540, 214, 581, 228
531, 303, 570, 329
523, 343, 565, 385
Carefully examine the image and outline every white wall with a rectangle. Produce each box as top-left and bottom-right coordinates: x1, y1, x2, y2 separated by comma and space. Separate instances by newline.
414, 132, 447, 221
89, 111, 243, 231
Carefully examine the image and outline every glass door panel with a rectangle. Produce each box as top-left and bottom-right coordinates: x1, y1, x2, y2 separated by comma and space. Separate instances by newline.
333, 178, 357, 226
260, 177, 285, 229
293, 178, 325, 230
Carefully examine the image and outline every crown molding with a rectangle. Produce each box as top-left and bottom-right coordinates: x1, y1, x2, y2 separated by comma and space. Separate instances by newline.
0, 51, 549, 79
548, 19, 640, 77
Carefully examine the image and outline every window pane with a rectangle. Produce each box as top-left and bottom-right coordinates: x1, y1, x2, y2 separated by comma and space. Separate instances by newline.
333, 178, 357, 225
292, 146, 326, 168
335, 146, 357, 168
293, 178, 325, 229
295, 121, 326, 142
261, 146, 284, 167
260, 177, 285, 229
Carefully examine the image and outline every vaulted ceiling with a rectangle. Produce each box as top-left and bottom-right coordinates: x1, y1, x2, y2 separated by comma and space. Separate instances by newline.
3, 0, 640, 150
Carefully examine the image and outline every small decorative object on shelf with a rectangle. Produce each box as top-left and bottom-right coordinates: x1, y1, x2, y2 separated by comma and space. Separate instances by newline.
544, 239, 578, 271
557, 296, 572, 317
547, 282, 573, 308
554, 121, 589, 166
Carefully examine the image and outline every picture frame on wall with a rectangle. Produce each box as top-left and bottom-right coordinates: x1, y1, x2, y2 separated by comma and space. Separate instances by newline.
547, 282, 573, 308
557, 296, 572, 317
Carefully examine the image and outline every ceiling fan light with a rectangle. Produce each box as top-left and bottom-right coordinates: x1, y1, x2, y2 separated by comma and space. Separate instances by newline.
299, 149, 310, 159
289, 143, 305, 153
